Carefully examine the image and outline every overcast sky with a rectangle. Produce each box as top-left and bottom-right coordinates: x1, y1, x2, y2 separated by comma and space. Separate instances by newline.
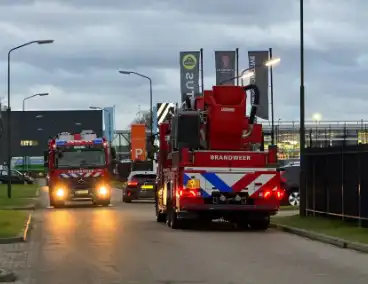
0, 0, 367, 129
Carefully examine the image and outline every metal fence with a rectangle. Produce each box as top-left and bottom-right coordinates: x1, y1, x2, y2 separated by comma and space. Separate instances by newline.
302, 144, 368, 227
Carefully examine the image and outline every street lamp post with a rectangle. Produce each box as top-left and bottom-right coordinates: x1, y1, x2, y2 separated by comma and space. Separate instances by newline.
7, 39, 54, 198
118, 71, 153, 148
89, 107, 111, 143
299, 0, 306, 217
22, 93, 49, 174
269, 48, 275, 145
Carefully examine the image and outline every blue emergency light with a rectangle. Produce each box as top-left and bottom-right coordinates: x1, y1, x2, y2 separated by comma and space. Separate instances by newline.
93, 138, 103, 144
56, 140, 66, 146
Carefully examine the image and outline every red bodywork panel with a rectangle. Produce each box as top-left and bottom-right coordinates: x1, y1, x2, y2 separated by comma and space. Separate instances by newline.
195, 86, 263, 150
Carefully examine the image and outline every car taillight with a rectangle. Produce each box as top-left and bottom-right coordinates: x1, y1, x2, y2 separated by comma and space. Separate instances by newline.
178, 188, 201, 197
262, 190, 272, 198
128, 180, 138, 186
258, 189, 285, 200
275, 189, 285, 200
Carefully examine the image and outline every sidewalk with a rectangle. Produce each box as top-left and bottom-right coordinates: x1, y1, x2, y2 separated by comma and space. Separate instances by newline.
0, 238, 35, 282
275, 209, 299, 217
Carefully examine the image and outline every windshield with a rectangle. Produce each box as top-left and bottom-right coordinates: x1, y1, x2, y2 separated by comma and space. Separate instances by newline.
55, 149, 106, 168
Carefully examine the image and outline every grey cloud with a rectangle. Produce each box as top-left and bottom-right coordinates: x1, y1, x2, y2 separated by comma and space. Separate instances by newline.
0, 0, 368, 129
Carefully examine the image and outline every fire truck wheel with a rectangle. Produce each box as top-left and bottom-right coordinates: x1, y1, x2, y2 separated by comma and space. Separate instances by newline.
96, 200, 110, 207
122, 196, 131, 203
52, 201, 65, 208
236, 219, 249, 230
155, 204, 166, 223
248, 215, 270, 231
166, 208, 182, 229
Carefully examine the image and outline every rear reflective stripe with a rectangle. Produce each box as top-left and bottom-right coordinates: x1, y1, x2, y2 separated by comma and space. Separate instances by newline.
201, 172, 232, 192
231, 173, 259, 192
58, 171, 103, 178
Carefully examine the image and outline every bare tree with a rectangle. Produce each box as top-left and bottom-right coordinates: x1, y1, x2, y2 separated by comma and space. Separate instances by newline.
131, 110, 151, 130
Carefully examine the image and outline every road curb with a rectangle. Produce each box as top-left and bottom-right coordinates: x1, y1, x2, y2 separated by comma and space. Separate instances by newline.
0, 268, 16, 282
1, 204, 35, 210
0, 211, 33, 244
270, 223, 368, 253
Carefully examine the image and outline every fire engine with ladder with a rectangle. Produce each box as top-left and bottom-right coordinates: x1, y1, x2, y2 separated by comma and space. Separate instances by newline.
44, 130, 116, 208
155, 84, 284, 230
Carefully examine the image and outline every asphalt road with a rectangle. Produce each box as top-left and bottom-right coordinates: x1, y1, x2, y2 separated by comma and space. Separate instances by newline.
1, 187, 368, 284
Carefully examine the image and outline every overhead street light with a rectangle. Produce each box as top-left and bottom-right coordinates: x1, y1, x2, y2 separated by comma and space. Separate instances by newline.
219, 57, 280, 85
22, 92, 49, 174
264, 57, 281, 67
89, 106, 112, 143
7, 39, 54, 198
240, 57, 281, 82
23, 93, 49, 111
37, 40, 54, 45
118, 70, 153, 148
312, 113, 322, 122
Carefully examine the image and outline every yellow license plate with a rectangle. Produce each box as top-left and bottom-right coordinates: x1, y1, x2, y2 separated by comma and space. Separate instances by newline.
186, 179, 200, 189
75, 190, 89, 195
141, 185, 153, 189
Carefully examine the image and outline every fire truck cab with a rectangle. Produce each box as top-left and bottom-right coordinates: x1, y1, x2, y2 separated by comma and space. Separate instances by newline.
44, 130, 116, 208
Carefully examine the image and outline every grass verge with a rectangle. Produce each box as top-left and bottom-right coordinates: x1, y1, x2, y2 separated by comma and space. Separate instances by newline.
0, 184, 39, 208
0, 210, 29, 238
280, 205, 299, 211
273, 215, 368, 244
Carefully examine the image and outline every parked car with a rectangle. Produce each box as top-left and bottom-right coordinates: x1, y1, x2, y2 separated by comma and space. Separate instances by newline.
0, 169, 35, 184
122, 171, 156, 203
278, 163, 300, 206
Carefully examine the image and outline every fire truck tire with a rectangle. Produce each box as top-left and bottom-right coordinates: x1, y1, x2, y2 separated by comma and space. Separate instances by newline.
248, 215, 270, 231
155, 204, 166, 223
96, 200, 110, 207
122, 196, 131, 203
166, 208, 182, 229
52, 200, 65, 208
236, 219, 249, 230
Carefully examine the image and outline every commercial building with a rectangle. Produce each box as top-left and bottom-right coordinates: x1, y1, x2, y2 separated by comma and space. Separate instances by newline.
0, 110, 103, 163
262, 120, 368, 160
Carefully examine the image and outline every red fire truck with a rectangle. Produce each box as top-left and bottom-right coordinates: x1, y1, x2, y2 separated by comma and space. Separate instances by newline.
44, 130, 116, 208
155, 84, 284, 230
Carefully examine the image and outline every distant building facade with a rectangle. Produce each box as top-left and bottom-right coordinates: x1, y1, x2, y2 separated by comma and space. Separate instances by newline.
262, 120, 368, 160
0, 110, 103, 163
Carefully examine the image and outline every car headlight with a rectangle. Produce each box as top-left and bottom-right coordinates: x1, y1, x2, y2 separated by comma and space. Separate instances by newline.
55, 188, 65, 197
98, 186, 108, 195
